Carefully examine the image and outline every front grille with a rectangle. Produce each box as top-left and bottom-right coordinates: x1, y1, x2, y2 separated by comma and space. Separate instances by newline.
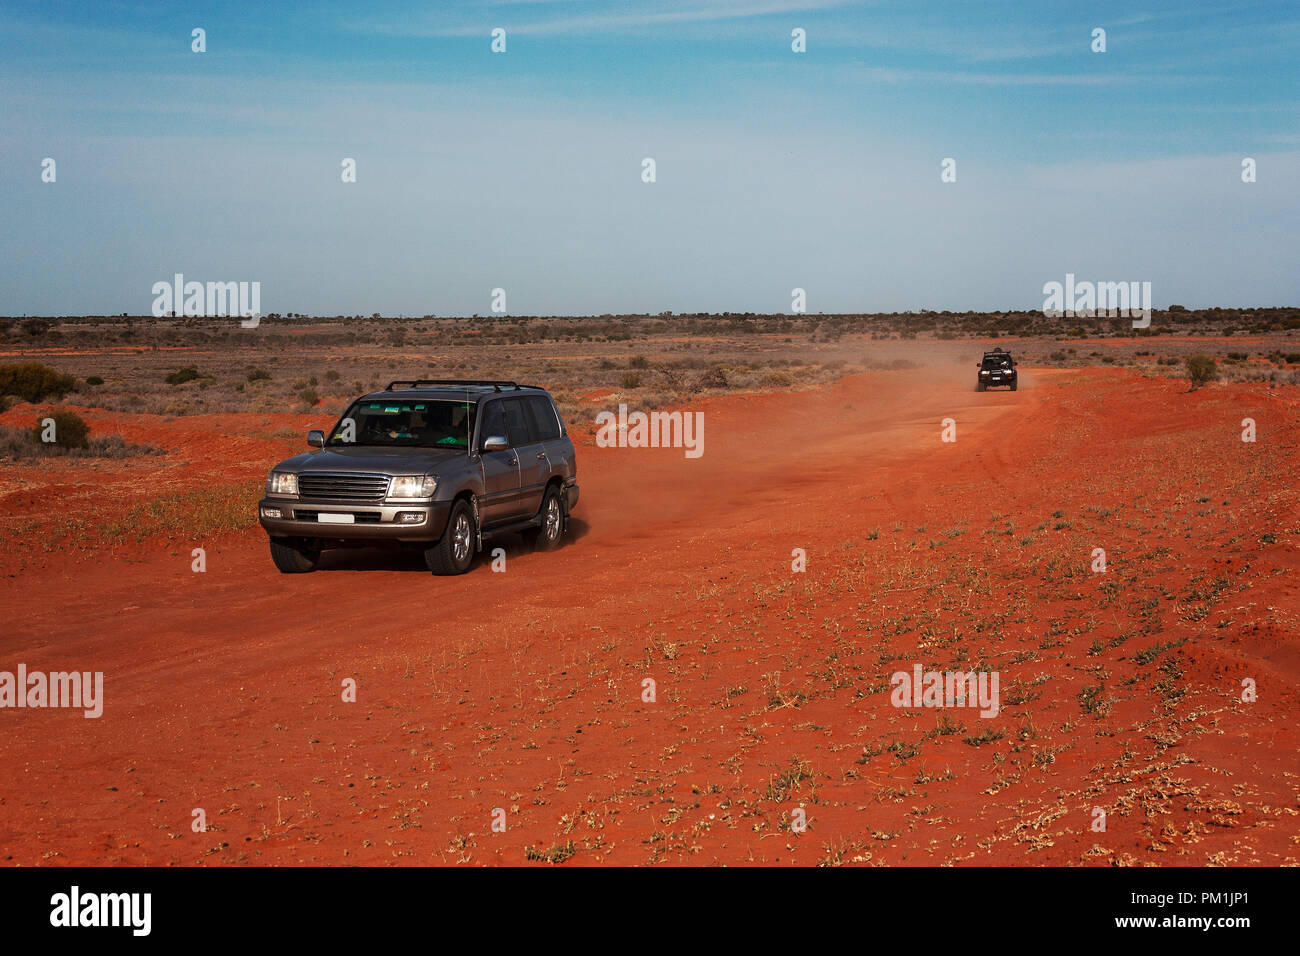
297, 472, 390, 501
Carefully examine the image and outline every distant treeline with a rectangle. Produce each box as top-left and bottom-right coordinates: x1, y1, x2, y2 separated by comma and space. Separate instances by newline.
2, 308, 1298, 349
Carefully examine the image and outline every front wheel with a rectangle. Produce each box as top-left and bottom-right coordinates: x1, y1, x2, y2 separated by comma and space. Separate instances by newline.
270, 536, 320, 573
1010, 381, 1018, 391
426, 499, 476, 575
521, 486, 565, 552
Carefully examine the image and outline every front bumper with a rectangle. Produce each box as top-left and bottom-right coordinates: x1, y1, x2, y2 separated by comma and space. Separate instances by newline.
258, 497, 452, 542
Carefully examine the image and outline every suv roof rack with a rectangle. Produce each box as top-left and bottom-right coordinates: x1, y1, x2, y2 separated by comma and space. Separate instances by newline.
384, 379, 523, 392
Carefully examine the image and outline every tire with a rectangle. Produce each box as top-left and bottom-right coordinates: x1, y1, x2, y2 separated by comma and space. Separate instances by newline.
976, 382, 986, 392
521, 485, 565, 552
270, 536, 320, 573
1010, 381, 1018, 391
425, 498, 476, 575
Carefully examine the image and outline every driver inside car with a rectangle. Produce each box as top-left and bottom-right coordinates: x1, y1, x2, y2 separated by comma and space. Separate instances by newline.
386, 416, 415, 439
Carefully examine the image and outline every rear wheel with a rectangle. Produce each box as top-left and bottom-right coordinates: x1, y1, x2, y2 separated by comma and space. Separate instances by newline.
976, 381, 986, 392
521, 485, 565, 552
270, 536, 320, 573
426, 499, 476, 575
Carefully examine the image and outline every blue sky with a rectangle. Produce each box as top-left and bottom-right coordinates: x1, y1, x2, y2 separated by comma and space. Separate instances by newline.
2, 0, 1297, 316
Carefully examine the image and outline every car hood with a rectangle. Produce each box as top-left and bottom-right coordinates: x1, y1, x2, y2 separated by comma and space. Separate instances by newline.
274, 446, 470, 475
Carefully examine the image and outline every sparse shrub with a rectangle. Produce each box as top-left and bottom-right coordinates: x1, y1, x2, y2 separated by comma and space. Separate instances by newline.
628, 355, 649, 370
85, 375, 104, 386
325, 370, 340, 382
620, 372, 642, 388
0, 426, 33, 459
963, 726, 1005, 747
0, 362, 75, 403
762, 369, 797, 387
165, 367, 200, 385
298, 388, 320, 406
1184, 354, 1218, 389
523, 841, 575, 864
84, 434, 164, 459
247, 368, 271, 382
31, 410, 90, 449
699, 365, 729, 389
1078, 684, 1107, 716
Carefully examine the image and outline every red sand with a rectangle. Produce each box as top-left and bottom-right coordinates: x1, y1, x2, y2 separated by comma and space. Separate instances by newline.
1, 366, 1296, 865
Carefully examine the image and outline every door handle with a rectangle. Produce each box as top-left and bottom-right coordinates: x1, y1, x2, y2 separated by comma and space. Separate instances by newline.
507, 458, 517, 466
536, 452, 547, 460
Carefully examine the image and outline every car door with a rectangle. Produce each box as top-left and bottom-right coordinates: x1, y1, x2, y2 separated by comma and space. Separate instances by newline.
504, 397, 546, 518
524, 394, 567, 480
476, 399, 519, 525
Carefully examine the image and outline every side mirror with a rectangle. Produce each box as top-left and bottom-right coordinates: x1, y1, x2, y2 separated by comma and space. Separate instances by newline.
307, 429, 325, 448
482, 435, 509, 452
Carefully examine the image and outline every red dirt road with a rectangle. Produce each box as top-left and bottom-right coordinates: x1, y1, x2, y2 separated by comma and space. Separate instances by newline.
2, 365, 1297, 865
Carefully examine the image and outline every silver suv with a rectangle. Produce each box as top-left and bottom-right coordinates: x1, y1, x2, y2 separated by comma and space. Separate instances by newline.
258, 380, 579, 575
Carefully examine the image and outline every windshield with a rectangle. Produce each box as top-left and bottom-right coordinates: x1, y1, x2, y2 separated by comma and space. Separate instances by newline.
982, 355, 1012, 369
328, 399, 477, 448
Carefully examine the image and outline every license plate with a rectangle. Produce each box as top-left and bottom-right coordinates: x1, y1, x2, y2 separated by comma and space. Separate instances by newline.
317, 513, 355, 524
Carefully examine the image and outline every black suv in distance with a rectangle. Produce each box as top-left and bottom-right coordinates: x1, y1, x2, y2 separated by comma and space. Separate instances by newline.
257, 380, 579, 575
976, 348, 1018, 391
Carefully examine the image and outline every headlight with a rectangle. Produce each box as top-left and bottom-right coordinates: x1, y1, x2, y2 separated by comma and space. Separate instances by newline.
267, 472, 298, 497
388, 475, 436, 498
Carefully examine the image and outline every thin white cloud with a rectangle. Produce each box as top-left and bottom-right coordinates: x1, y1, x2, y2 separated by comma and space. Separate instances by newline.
346, 0, 852, 38
846, 65, 1194, 88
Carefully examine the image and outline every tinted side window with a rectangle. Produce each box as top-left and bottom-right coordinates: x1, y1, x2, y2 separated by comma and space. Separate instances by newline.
503, 398, 532, 447
525, 396, 561, 441
480, 401, 507, 448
